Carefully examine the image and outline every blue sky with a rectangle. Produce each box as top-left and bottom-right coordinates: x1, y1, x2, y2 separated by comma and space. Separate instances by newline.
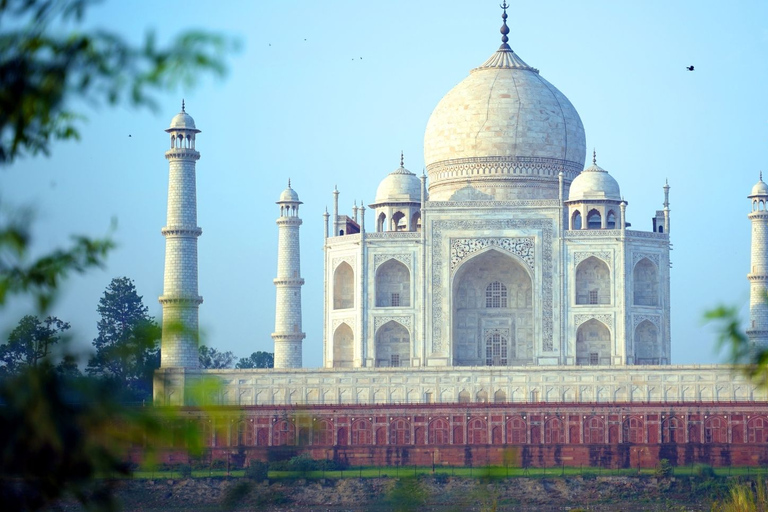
2, 0, 768, 366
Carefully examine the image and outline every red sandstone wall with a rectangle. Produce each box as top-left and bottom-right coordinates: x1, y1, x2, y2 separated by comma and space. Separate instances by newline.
159, 402, 768, 468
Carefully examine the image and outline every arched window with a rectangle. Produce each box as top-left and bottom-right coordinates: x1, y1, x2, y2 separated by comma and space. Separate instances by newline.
494, 389, 507, 403
606, 210, 616, 229
333, 323, 354, 368
468, 418, 487, 444
411, 212, 421, 232
428, 419, 449, 445
391, 211, 406, 231
476, 389, 488, 402
377, 212, 386, 232
485, 330, 508, 366
587, 209, 602, 229
584, 417, 605, 444
544, 417, 564, 444
748, 417, 768, 444
576, 319, 611, 366
375, 259, 410, 307
389, 419, 411, 445
506, 417, 527, 443
315, 420, 334, 445
633, 258, 659, 306
333, 262, 354, 309
272, 420, 295, 446
622, 417, 644, 444
375, 320, 410, 367
575, 256, 611, 305
571, 210, 582, 230
662, 417, 681, 443
704, 417, 727, 444
458, 390, 471, 403
351, 419, 372, 445
634, 320, 659, 364
485, 281, 507, 308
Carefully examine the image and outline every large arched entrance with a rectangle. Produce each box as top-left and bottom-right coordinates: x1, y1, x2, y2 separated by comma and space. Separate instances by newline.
452, 249, 533, 366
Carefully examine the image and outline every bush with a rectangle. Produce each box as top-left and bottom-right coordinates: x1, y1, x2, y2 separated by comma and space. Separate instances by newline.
654, 459, 673, 478
694, 464, 716, 479
210, 459, 227, 471
245, 461, 269, 481
177, 463, 192, 478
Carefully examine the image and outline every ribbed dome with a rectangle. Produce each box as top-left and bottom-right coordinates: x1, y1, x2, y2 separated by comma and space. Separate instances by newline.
372, 164, 422, 205
423, 45, 586, 201
568, 160, 621, 202
750, 175, 768, 197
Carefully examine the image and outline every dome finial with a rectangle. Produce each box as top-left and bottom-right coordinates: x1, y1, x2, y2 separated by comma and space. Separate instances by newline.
761, 171, 764, 182
499, 2, 511, 50
400, 151, 404, 168
181, 99, 185, 112
592, 148, 597, 165
288, 178, 291, 188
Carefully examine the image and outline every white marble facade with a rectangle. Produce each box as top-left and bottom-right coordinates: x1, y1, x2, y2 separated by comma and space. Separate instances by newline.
323, 32, 671, 370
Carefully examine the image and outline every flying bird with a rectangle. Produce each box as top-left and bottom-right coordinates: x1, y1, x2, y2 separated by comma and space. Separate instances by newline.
686, 65, 694, 71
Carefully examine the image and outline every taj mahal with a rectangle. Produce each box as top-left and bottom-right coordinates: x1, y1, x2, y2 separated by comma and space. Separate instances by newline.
153, 5, 768, 408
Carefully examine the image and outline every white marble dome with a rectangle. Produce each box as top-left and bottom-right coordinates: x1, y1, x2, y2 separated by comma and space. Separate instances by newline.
168, 103, 199, 131
750, 176, 768, 197
568, 160, 621, 202
373, 164, 421, 205
279, 184, 300, 202
424, 45, 586, 200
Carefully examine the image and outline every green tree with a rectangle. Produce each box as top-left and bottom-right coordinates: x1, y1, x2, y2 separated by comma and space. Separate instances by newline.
86, 277, 159, 401
199, 344, 235, 369
235, 350, 274, 369
0, 315, 70, 376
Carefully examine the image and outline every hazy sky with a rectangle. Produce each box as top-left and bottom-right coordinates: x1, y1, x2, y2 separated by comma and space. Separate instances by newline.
3, 1, 768, 367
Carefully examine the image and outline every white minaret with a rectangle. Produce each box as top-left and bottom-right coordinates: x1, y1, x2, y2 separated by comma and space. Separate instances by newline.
159, 101, 202, 368
273, 180, 306, 368
747, 173, 768, 348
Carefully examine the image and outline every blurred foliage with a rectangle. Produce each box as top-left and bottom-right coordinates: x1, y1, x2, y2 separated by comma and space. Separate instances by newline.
0, 0, 236, 164
706, 304, 768, 388
86, 277, 159, 402
711, 478, 768, 512
235, 350, 274, 369
0, 314, 70, 375
198, 344, 235, 369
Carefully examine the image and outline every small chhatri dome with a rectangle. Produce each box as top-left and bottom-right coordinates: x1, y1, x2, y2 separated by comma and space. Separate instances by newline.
568, 151, 621, 201
372, 153, 422, 205
168, 99, 200, 132
750, 172, 768, 197
278, 179, 301, 203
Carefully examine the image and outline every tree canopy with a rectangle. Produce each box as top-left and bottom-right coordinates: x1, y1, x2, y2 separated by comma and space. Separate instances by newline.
199, 344, 236, 369
0, 315, 70, 376
86, 277, 159, 401
236, 351, 274, 369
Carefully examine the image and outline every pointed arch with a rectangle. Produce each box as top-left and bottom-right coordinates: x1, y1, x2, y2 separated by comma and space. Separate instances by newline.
375, 259, 410, 307
428, 418, 449, 445
587, 209, 602, 229
634, 320, 660, 364
544, 417, 565, 444
458, 390, 471, 403
633, 257, 659, 306
453, 248, 533, 366
494, 389, 507, 403
606, 210, 617, 229
571, 210, 582, 230
584, 416, 605, 444
333, 261, 354, 309
332, 323, 354, 368
411, 211, 421, 232
376, 212, 386, 232
468, 418, 487, 444
375, 320, 410, 367
351, 419, 372, 445
576, 319, 611, 365
575, 256, 611, 305
391, 211, 406, 231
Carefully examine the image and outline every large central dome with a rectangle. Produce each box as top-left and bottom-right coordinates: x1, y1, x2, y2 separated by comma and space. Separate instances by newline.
424, 27, 586, 201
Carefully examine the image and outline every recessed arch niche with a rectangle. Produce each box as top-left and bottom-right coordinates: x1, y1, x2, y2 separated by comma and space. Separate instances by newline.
452, 249, 533, 366
375, 320, 410, 367
575, 319, 611, 365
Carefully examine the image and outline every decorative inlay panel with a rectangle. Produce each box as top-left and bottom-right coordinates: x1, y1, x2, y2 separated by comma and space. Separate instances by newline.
427, 155, 582, 181
373, 315, 412, 334
331, 317, 354, 333
373, 253, 410, 272
450, 237, 534, 273
428, 199, 561, 208
431, 219, 553, 352
633, 253, 661, 267
574, 314, 613, 328
332, 256, 355, 271
574, 251, 611, 266
633, 315, 660, 328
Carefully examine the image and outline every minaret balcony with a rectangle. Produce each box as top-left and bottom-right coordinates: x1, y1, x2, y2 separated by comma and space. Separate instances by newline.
161, 226, 202, 237
164, 148, 200, 160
